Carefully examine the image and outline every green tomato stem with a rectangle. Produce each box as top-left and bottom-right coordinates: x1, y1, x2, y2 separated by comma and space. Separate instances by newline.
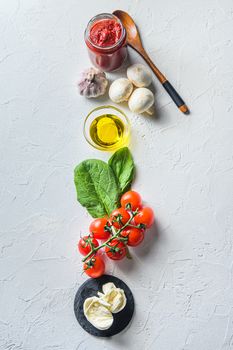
82, 212, 136, 262
126, 223, 141, 229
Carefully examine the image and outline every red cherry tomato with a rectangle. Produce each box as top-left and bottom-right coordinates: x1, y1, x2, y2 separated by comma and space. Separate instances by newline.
78, 235, 99, 256
110, 208, 130, 229
120, 191, 142, 211
121, 227, 144, 246
105, 239, 127, 260
89, 218, 111, 240
134, 207, 154, 228
83, 256, 105, 278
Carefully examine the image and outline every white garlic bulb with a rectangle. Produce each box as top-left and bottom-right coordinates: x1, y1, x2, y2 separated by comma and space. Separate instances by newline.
78, 67, 108, 98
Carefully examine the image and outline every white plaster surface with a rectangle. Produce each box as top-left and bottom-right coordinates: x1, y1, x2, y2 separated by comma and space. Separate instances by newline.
1, 0, 233, 349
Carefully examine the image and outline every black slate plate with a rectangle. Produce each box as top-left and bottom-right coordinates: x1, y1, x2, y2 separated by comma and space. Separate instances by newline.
74, 274, 134, 337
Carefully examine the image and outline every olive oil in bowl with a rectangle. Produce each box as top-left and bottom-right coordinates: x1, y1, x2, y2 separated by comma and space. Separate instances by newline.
84, 106, 130, 151
90, 114, 125, 148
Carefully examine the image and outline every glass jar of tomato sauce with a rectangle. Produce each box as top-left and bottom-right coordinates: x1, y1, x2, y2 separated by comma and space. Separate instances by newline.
84, 13, 127, 72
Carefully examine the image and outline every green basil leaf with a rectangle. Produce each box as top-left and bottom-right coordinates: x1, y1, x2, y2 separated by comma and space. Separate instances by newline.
74, 159, 119, 218
108, 147, 135, 194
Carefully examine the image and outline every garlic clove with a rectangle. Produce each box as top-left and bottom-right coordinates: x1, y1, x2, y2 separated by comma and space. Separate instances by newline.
128, 88, 154, 114
109, 78, 133, 103
78, 67, 108, 98
127, 63, 152, 88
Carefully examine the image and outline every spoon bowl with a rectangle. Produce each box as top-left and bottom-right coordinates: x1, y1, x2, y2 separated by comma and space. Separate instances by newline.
114, 10, 140, 47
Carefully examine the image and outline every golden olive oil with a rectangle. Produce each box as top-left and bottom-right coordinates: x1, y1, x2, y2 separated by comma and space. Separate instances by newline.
90, 114, 127, 150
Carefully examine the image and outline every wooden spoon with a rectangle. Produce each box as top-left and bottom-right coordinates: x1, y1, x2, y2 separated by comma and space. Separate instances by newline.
113, 10, 189, 114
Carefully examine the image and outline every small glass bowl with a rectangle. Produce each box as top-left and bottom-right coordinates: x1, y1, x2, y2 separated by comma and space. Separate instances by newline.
83, 105, 130, 151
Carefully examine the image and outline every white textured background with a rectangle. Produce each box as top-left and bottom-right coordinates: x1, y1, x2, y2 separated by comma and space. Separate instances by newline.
1, 0, 233, 349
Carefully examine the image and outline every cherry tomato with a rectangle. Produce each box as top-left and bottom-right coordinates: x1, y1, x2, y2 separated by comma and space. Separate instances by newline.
78, 235, 99, 256
105, 239, 127, 260
121, 191, 142, 211
83, 256, 105, 278
110, 208, 130, 229
89, 218, 111, 240
134, 207, 154, 228
121, 227, 144, 246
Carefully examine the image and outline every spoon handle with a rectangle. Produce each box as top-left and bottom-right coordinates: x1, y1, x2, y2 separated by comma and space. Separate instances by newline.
135, 48, 189, 114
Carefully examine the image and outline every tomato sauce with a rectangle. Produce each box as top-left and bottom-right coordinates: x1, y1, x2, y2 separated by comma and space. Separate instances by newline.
85, 14, 127, 72
89, 19, 122, 47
